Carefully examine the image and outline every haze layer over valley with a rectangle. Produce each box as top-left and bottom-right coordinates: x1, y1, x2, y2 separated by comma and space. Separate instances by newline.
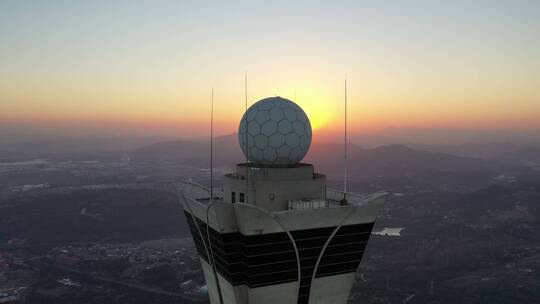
1, 132, 539, 303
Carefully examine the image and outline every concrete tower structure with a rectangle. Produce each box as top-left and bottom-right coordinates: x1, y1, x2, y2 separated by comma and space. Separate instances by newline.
178, 97, 386, 304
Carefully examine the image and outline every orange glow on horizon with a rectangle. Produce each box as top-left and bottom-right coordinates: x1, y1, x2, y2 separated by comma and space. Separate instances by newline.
2, 104, 539, 139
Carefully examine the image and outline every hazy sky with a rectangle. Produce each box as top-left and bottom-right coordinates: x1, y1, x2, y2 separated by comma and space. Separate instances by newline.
1, 0, 539, 137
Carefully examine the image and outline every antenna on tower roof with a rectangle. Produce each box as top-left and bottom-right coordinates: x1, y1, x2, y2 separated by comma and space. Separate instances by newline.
245, 72, 249, 204
207, 87, 224, 304
210, 87, 214, 202
341, 78, 348, 206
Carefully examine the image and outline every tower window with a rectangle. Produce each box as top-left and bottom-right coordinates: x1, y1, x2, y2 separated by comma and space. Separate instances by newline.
231, 191, 236, 203
239, 192, 245, 203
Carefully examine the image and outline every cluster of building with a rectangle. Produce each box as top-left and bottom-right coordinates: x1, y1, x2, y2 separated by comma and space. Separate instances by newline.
0, 238, 213, 303
49, 242, 193, 267
0, 252, 27, 304
0, 288, 25, 304
46, 240, 205, 291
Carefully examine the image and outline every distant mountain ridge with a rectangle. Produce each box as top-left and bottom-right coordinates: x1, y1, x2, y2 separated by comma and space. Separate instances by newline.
0, 135, 168, 161
130, 135, 525, 181
412, 142, 540, 167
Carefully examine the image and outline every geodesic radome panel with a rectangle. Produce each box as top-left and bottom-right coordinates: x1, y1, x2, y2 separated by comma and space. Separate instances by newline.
238, 97, 312, 166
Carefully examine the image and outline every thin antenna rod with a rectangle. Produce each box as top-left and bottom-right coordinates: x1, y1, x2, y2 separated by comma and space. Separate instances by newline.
208, 87, 224, 304
245, 73, 249, 204
343, 79, 348, 203
210, 87, 214, 202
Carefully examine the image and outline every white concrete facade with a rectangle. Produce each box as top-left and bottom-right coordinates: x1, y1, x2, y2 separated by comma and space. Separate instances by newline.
178, 164, 386, 304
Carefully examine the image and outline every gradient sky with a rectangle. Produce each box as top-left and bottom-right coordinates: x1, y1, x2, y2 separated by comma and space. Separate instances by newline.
1, 0, 539, 137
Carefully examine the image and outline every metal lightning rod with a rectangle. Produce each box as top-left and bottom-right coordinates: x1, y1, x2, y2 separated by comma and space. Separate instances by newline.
208, 87, 224, 304
210, 87, 214, 202
343, 79, 348, 205
245, 72, 249, 204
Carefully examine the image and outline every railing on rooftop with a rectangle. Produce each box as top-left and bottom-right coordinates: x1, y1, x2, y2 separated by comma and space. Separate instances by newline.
176, 180, 223, 206
288, 199, 328, 210
177, 180, 387, 210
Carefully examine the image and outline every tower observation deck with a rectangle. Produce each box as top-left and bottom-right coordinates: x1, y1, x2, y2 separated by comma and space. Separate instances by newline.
178, 97, 387, 304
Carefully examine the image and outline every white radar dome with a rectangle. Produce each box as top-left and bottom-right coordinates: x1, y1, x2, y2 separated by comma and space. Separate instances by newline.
238, 97, 312, 166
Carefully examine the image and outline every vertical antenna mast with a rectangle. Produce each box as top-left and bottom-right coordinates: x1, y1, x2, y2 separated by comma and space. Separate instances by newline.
245, 73, 249, 203
342, 79, 348, 205
207, 87, 224, 304
210, 87, 214, 201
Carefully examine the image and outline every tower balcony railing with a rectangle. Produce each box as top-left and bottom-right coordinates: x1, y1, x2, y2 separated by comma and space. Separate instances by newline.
177, 180, 387, 211
287, 188, 388, 210
176, 180, 224, 206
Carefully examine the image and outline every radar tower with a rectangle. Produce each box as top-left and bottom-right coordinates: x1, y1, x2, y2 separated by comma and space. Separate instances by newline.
178, 92, 387, 304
